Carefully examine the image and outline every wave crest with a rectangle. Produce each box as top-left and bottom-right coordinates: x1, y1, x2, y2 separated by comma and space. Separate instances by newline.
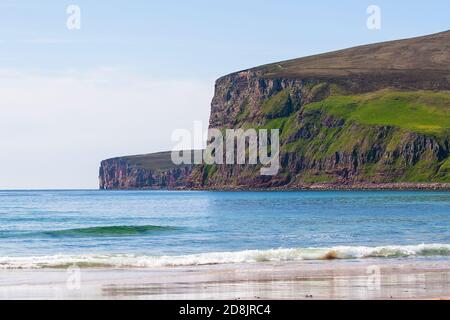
1, 244, 449, 269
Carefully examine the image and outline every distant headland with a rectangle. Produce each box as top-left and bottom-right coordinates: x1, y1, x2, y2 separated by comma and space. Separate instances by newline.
100, 30, 450, 190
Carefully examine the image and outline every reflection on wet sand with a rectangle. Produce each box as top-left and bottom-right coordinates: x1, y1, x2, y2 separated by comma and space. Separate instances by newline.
1, 259, 449, 299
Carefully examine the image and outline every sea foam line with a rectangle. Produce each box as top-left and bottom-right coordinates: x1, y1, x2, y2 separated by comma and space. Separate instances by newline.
1, 244, 450, 269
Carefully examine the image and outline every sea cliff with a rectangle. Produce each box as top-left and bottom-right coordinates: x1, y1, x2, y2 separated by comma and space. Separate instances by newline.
100, 30, 450, 190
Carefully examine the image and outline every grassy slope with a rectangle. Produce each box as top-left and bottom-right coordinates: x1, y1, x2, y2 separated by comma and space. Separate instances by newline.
304, 90, 450, 135
249, 89, 450, 183
119, 150, 203, 171
118, 152, 174, 170
119, 152, 176, 171
257, 30, 450, 80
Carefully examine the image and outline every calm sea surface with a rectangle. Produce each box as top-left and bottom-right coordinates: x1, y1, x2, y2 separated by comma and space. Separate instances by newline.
0, 190, 449, 268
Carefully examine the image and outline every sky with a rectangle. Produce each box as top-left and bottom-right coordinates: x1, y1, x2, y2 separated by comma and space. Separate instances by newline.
0, 0, 449, 189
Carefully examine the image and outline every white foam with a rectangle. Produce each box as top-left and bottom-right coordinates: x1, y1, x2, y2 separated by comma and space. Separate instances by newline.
1, 243, 449, 269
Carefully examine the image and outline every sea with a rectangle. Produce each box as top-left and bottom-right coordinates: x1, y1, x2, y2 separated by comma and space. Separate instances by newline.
0, 190, 449, 269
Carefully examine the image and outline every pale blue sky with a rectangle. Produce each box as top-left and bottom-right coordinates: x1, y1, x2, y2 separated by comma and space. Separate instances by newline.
0, 1, 449, 189
1, 0, 449, 78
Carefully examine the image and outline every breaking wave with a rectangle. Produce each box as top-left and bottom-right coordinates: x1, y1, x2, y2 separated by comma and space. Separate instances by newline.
1, 244, 450, 269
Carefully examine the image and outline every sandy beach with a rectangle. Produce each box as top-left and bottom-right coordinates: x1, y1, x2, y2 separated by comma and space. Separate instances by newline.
1, 259, 449, 300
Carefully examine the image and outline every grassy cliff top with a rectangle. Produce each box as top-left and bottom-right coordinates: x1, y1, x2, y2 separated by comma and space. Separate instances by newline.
237, 30, 450, 80
105, 151, 175, 171
104, 150, 203, 171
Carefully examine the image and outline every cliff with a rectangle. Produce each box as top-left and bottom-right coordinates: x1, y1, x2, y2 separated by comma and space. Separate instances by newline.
99, 152, 196, 189
100, 30, 450, 190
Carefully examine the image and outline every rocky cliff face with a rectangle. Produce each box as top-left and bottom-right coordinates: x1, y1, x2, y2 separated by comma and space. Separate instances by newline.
99, 30, 450, 190
99, 152, 196, 190
99, 158, 195, 190
209, 68, 450, 130
200, 69, 450, 187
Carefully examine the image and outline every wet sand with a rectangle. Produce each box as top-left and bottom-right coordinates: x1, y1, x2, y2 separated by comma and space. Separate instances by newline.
1, 259, 449, 299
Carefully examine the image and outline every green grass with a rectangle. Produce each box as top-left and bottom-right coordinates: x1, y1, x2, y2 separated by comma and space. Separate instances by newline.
122, 151, 201, 171
401, 150, 439, 182
236, 98, 251, 123
304, 90, 450, 135
203, 164, 218, 180
260, 89, 293, 118
122, 152, 175, 171
259, 117, 288, 130
438, 158, 450, 180
441, 158, 450, 171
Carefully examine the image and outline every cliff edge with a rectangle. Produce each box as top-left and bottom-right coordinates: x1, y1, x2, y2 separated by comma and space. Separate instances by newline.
100, 30, 450, 190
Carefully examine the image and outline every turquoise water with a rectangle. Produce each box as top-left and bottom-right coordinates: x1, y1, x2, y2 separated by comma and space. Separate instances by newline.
0, 190, 449, 268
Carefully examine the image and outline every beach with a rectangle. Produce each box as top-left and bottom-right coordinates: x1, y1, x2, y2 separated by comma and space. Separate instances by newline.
1, 190, 449, 300
1, 259, 449, 300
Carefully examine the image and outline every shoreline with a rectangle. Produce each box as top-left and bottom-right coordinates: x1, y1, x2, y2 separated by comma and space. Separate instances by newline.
1, 259, 450, 300
101, 182, 450, 191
